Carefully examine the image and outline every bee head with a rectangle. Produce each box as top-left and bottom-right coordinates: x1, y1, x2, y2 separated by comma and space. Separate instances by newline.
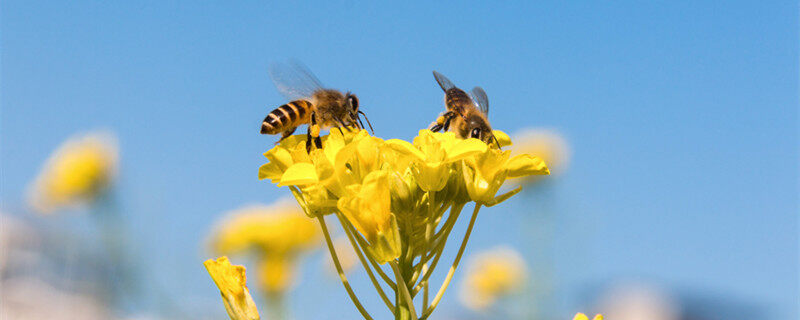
345, 92, 374, 134
345, 92, 359, 112
467, 116, 499, 147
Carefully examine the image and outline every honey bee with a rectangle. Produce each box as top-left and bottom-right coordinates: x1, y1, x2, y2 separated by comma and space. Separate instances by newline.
429, 71, 499, 147
260, 62, 373, 152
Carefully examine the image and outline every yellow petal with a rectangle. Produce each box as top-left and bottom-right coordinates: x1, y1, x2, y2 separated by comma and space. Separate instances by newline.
573, 313, 589, 320
204, 256, 261, 320
492, 130, 512, 147
257, 163, 282, 182
506, 154, 549, 178
384, 139, 426, 161
446, 138, 488, 162
592, 315, 603, 320
278, 163, 318, 186
336, 171, 401, 263
263, 147, 293, 169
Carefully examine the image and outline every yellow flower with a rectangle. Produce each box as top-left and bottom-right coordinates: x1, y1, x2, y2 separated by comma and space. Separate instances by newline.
257, 128, 556, 319
386, 130, 486, 192
462, 148, 548, 205
204, 256, 261, 320
513, 128, 570, 179
492, 130, 513, 148
337, 170, 401, 264
209, 201, 320, 294
258, 257, 294, 294
28, 132, 118, 213
573, 313, 603, 320
459, 246, 527, 311
259, 130, 367, 216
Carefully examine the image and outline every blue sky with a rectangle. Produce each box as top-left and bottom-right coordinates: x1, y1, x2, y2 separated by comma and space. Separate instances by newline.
2, 1, 797, 319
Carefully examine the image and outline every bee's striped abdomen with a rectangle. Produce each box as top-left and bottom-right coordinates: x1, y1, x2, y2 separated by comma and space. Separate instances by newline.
261, 100, 312, 134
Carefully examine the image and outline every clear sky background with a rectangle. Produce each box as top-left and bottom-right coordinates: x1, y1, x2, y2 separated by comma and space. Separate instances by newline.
2, 1, 797, 319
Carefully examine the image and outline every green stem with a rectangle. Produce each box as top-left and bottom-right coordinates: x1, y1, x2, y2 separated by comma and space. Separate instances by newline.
420, 203, 482, 320
317, 216, 374, 320
391, 261, 419, 320
411, 201, 466, 296
336, 212, 396, 313
266, 293, 287, 320
342, 217, 397, 290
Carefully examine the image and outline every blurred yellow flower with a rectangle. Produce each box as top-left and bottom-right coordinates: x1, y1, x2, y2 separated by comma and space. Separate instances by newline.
257, 257, 293, 295
28, 132, 118, 213
209, 201, 320, 294
573, 312, 603, 320
512, 128, 570, 179
204, 256, 261, 320
459, 246, 528, 311
323, 236, 358, 275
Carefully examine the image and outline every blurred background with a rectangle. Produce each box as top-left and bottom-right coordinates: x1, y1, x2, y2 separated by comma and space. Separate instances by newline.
1, 1, 797, 319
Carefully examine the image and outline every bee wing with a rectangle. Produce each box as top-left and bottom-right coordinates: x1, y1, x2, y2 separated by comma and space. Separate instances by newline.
470, 87, 490, 115
432, 70, 456, 92
269, 61, 325, 101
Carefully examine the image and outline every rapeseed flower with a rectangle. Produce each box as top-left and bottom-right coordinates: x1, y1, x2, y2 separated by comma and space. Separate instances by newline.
512, 128, 570, 180
209, 201, 320, 295
459, 246, 528, 311
254, 128, 549, 319
28, 132, 118, 213
204, 256, 261, 320
573, 313, 604, 320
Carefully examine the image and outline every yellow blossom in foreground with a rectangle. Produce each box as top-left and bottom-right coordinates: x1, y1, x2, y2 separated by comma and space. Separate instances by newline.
28, 132, 118, 213
337, 170, 401, 263
204, 256, 261, 320
573, 313, 603, 320
462, 147, 548, 205
386, 130, 487, 192
256, 128, 551, 319
513, 128, 570, 180
209, 201, 320, 294
459, 246, 528, 311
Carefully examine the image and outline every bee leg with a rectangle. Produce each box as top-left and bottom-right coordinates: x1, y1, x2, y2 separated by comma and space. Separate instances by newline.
442, 114, 454, 131
336, 118, 350, 135
277, 127, 297, 144
306, 112, 323, 152
314, 136, 323, 149
431, 111, 456, 132
305, 126, 314, 153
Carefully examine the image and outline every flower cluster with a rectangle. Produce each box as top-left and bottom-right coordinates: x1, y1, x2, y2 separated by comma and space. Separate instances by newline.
209, 202, 320, 295
28, 132, 118, 213
258, 129, 548, 319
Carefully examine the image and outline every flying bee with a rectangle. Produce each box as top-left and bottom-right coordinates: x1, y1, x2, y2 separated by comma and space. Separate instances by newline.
429, 71, 499, 147
260, 62, 373, 152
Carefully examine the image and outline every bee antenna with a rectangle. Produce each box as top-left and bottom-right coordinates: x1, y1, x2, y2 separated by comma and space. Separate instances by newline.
358, 110, 374, 134
492, 135, 501, 148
